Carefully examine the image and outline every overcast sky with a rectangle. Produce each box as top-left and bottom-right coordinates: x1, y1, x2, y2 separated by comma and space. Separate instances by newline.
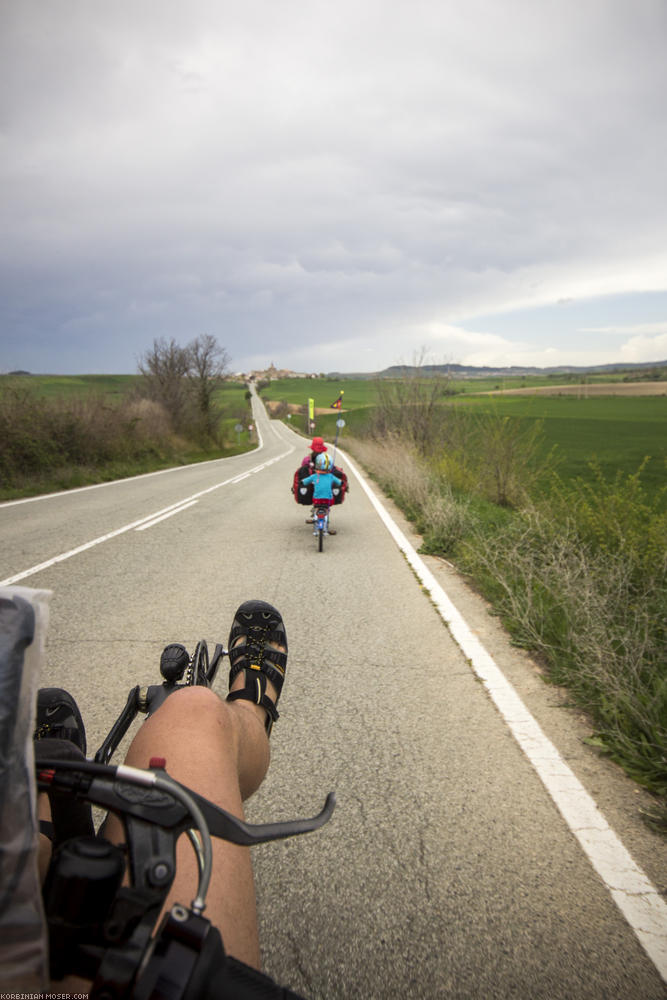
2, 1, 666, 375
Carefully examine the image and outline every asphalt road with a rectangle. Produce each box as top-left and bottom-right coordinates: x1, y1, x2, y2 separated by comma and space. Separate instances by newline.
1, 390, 665, 999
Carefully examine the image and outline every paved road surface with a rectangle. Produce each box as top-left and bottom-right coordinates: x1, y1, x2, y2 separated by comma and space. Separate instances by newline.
1, 390, 665, 999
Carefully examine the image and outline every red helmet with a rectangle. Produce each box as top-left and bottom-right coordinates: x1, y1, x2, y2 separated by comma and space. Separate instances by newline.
310, 437, 327, 453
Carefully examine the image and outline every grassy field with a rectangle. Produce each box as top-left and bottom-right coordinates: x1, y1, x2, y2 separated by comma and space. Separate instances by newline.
258, 377, 380, 441
258, 376, 379, 410
262, 377, 667, 501
1, 373, 141, 399
449, 394, 667, 501
1, 373, 249, 409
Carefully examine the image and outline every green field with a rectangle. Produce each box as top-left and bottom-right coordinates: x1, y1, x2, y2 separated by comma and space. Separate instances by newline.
258, 377, 380, 440
0, 373, 141, 399
262, 377, 667, 502
449, 394, 667, 498
0, 372, 249, 408
258, 377, 379, 409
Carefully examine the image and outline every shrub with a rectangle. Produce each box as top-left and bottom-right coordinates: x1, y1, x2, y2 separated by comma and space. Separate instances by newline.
461, 502, 666, 811
0, 384, 183, 490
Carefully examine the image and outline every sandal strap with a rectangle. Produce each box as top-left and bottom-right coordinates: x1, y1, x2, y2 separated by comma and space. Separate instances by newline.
227, 673, 279, 734
228, 636, 286, 690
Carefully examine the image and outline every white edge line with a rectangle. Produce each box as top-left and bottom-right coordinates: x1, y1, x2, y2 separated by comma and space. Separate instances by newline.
0, 449, 294, 587
135, 500, 198, 531
337, 446, 667, 983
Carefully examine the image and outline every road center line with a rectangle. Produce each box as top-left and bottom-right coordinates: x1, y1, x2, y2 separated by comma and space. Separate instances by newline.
135, 500, 198, 531
338, 446, 667, 983
0, 449, 294, 587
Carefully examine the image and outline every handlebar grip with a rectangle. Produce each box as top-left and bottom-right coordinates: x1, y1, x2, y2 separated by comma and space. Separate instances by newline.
183, 926, 308, 1000
212, 957, 308, 999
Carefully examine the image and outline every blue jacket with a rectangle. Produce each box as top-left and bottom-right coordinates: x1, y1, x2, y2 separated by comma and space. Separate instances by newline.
302, 470, 342, 501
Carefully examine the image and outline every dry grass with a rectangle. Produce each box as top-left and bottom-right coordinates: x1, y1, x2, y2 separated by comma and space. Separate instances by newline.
346, 433, 667, 826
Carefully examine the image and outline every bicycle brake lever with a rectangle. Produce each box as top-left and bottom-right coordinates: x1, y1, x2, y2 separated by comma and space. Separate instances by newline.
192, 789, 337, 846
38, 758, 336, 847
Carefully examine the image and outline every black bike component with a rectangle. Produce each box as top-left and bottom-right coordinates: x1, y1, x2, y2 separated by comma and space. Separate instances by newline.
185, 922, 308, 999
161, 643, 190, 682
205, 643, 225, 684
95, 687, 142, 765
94, 642, 227, 765
135, 905, 308, 999
133, 905, 210, 1000
43, 835, 125, 979
90, 817, 177, 999
186, 640, 209, 686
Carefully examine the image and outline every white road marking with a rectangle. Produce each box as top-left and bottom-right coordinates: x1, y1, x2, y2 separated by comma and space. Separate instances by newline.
0, 453, 254, 509
338, 446, 667, 984
0, 449, 293, 587
135, 500, 199, 531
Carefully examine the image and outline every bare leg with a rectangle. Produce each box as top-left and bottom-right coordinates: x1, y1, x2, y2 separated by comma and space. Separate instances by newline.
104, 670, 277, 969
37, 796, 52, 885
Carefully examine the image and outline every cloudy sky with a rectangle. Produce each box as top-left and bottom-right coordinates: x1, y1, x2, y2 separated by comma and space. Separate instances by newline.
2, 1, 666, 375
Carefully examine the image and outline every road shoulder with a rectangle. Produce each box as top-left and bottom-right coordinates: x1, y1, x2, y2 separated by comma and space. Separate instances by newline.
367, 478, 667, 899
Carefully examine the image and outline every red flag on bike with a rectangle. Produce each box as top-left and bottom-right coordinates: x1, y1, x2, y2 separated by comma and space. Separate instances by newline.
330, 391, 344, 409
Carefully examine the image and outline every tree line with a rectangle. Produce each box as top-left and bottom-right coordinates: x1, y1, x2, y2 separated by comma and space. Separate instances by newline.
0, 334, 238, 497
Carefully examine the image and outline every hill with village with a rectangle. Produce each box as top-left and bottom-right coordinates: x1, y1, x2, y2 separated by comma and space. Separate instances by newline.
244, 359, 667, 382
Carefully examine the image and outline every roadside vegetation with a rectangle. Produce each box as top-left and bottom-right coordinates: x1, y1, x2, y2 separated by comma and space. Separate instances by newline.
265, 368, 667, 829
0, 337, 253, 500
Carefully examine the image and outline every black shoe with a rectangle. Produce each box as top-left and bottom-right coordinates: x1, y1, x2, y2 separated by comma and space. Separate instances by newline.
34, 688, 87, 756
34, 689, 93, 844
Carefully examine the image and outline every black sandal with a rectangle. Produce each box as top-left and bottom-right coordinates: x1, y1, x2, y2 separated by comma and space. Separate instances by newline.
226, 600, 288, 735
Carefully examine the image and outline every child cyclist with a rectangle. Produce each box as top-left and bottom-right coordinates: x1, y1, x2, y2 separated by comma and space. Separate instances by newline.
301, 453, 342, 535
300, 436, 327, 473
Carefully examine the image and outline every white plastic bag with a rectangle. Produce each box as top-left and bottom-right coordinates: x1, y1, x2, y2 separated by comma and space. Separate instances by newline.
0, 585, 52, 991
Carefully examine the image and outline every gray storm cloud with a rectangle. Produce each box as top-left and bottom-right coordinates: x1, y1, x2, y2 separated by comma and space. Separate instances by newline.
1, 0, 666, 373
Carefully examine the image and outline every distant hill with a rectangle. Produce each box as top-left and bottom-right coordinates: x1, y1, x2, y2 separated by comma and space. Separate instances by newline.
327, 360, 667, 380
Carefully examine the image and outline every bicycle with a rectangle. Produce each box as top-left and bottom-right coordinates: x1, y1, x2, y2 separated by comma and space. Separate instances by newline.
313, 505, 330, 552
34, 638, 335, 999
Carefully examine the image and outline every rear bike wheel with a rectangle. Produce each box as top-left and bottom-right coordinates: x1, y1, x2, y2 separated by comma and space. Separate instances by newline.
318, 525, 324, 552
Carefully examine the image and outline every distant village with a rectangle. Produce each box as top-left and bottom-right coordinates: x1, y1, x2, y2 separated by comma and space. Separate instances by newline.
231, 363, 324, 382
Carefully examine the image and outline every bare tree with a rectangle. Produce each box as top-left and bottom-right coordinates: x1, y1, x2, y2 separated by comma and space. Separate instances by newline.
186, 334, 230, 438
371, 350, 457, 455
137, 338, 190, 431
138, 335, 230, 438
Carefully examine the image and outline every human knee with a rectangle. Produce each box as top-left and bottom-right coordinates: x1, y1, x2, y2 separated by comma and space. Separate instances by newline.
152, 686, 231, 741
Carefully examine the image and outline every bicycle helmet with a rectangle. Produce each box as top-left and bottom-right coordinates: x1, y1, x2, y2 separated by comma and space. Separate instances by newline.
316, 453, 332, 471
